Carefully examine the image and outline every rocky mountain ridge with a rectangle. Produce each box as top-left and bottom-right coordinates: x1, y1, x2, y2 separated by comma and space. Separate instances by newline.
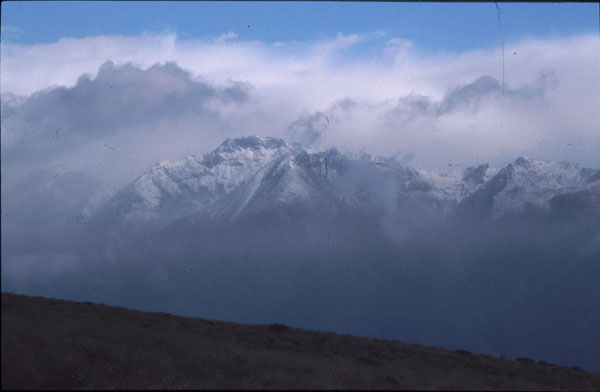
92, 136, 599, 233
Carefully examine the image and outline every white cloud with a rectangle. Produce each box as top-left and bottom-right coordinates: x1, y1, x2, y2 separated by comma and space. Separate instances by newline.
1, 31, 598, 188
213, 31, 239, 44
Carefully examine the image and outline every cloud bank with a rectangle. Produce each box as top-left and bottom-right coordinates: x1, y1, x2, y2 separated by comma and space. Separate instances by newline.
1, 32, 599, 190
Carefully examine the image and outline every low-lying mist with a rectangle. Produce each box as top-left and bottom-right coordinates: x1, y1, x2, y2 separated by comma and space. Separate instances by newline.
2, 199, 599, 373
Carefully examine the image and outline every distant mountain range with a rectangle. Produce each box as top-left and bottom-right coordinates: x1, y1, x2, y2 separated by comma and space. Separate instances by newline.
91, 136, 600, 234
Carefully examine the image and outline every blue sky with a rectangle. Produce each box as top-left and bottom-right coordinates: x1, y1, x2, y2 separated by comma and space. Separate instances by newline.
2, 2, 598, 52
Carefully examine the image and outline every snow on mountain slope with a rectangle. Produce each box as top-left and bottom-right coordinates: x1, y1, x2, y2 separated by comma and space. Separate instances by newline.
216, 149, 343, 221
98, 136, 293, 228
407, 164, 498, 216
459, 157, 600, 218
93, 137, 600, 233
416, 164, 497, 201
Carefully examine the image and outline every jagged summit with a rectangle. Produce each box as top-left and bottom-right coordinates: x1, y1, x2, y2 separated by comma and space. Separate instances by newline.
498, 156, 594, 195
216, 136, 291, 153
457, 156, 600, 218
148, 136, 292, 172
99, 136, 295, 227
513, 156, 535, 167
92, 137, 600, 232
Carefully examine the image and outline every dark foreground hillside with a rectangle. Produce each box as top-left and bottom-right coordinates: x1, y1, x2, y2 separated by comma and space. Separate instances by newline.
2, 293, 599, 390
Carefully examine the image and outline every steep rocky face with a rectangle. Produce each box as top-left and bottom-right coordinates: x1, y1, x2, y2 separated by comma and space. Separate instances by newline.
457, 157, 600, 220
91, 137, 295, 229
90, 138, 600, 235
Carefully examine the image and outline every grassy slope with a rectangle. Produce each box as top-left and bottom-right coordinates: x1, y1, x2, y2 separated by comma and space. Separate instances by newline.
2, 293, 599, 390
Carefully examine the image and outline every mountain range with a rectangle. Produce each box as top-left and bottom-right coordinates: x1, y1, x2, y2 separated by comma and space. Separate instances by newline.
90, 136, 600, 236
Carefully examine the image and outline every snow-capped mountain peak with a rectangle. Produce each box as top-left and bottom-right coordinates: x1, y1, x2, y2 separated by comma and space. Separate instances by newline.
459, 156, 600, 218
93, 137, 599, 232
416, 164, 498, 205
103, 136, 294, 227
215, 136, 292, 154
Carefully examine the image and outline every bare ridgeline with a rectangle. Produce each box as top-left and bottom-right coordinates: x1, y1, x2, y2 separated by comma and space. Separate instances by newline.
2, 293, 599, 390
